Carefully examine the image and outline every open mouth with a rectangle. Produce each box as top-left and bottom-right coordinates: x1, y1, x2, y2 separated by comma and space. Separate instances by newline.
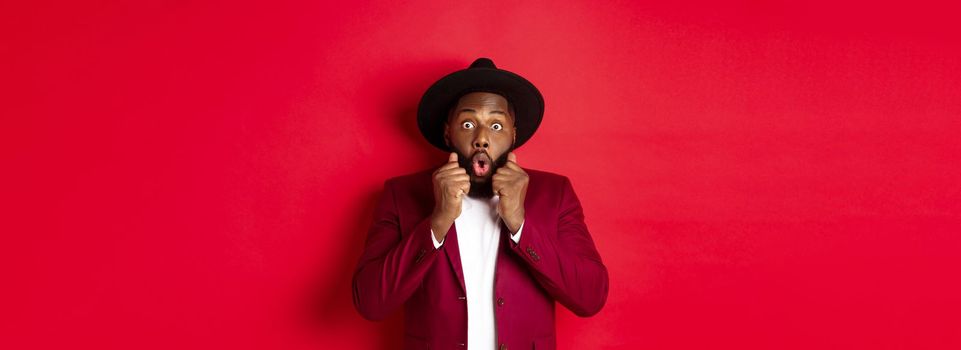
471, 152, 492, 177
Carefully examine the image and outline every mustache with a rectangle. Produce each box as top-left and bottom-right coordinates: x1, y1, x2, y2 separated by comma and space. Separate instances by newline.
456, 150, 510, 176
457, 150, 509, 198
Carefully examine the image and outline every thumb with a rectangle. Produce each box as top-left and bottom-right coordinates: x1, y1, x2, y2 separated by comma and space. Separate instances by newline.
507, 152, 517, 163
449, 152, 458, 163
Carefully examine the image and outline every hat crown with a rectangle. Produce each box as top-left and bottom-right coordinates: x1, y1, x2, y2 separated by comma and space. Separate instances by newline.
417, 57, 543, 152
469, 58, 496, 69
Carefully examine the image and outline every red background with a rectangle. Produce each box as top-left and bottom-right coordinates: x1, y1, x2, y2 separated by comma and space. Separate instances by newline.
3, 1, 960, 349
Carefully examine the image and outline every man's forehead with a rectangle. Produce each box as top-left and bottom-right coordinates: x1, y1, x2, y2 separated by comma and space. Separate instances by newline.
454, 92, 510, 109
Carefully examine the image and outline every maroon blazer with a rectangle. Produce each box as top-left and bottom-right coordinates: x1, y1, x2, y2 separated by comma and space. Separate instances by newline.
352, 168, 608, 350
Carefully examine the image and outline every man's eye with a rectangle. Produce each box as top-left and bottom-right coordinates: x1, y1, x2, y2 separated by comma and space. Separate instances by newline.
462, 121, 475, 129
491, 123, 503, 131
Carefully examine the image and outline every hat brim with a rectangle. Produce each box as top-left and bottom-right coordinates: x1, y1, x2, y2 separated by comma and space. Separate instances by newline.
417, 67, 544, 152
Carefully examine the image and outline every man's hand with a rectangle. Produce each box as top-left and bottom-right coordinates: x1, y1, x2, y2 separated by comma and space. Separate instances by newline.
493, 152, 528, 233
431, 152, 470, 241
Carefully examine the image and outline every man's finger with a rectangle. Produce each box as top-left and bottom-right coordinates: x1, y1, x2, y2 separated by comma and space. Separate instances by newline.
437, 166, 467, 177
449, 152, 458, 163
507, 152, 517, 164
495, 165, 518, 176
434, 162, 462, 175
449, 180, 469, 196
444, 173, 470, 183
438, 157, 466, 172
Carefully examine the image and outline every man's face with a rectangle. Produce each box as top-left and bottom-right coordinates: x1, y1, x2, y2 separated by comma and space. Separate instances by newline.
444, 92, 516, 197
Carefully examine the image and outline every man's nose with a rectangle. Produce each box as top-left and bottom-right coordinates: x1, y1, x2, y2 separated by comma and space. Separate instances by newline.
473, 129, 489, 149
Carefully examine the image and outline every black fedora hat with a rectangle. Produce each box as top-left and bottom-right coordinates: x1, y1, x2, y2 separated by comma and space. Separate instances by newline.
417, 58, 544, 152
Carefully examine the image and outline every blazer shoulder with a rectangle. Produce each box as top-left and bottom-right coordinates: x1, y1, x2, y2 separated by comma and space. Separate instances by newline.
524, 168, 572, 188
383, 168, 434, 190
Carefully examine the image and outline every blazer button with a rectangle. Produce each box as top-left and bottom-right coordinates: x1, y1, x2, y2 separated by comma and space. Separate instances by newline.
526, 246, 540, 261
497, 297, 505, 306
500, 344, 508, 350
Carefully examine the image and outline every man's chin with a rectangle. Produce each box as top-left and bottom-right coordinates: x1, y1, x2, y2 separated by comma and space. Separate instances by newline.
470, 174, 492, 183
468, 177, 495, 198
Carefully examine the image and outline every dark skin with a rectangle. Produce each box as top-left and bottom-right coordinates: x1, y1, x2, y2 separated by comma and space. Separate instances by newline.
431, 92, 530, 242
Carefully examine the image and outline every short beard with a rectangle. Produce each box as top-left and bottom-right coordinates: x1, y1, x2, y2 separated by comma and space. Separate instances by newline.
455, 150, 511, 198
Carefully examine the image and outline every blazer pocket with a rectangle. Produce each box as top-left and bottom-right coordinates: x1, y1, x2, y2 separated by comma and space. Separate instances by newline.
404, 334, 430, 350
533, 334, 556, 350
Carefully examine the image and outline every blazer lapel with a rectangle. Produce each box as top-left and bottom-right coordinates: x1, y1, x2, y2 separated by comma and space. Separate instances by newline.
443, 224, 467, 293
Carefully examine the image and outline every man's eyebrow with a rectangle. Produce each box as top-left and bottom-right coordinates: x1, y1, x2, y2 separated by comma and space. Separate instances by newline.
458, 109, 508, 116
453, 108, 511, 122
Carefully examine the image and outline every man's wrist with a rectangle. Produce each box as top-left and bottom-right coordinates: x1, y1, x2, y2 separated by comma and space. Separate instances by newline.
430, 228, 445, 248
509, 220, 525, 244
503, 211, 525, 233
430, 216, 454, 241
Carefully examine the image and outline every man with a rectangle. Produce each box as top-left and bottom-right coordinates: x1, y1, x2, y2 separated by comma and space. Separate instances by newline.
352, 58, 608, 350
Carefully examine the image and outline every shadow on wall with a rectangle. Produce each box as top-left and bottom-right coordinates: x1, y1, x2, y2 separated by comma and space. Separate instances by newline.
303, 186, 404, 348
375, 57, 467, 167
299, 58, 472, 348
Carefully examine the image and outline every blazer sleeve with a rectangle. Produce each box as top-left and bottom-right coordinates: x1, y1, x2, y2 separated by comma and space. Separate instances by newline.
507, 176, 609, 317
351, 179, 445, 321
